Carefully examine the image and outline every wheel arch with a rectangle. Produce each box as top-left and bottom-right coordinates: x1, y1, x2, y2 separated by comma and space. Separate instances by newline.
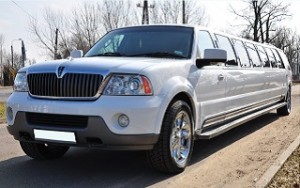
171, 92, 196, 125
157, 91, 197, 134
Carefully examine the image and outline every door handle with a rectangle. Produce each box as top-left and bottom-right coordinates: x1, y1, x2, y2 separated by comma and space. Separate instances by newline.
218, 74, 225, 81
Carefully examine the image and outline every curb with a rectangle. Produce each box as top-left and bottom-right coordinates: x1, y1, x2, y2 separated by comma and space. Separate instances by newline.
255, 132, 300, 188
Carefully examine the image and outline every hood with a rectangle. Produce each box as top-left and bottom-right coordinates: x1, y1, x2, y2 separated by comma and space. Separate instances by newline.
25, 57, 177, 76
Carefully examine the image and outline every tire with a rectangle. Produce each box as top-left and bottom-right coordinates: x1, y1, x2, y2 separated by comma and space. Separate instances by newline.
277, 87, 291, 116
147, 100, 194, 174
20, 141, 69, 160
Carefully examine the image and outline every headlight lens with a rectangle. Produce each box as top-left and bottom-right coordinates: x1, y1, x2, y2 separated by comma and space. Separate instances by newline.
103, 74, 153, 95
14, 72, 28, 92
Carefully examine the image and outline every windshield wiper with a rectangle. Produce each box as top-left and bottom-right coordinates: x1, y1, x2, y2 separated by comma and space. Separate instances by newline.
130, 52, 186, 59
88, 52, 125, 57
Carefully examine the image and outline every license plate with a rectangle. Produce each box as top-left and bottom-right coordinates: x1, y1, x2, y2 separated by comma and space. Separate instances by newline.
34, 129, 76, 143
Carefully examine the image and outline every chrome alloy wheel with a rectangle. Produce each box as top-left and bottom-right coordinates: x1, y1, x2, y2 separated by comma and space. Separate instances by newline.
169, 111, 192, 168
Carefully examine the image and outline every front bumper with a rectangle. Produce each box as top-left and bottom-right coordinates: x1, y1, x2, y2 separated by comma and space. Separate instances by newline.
6, 92, 165, 150
7, 112, 158, 150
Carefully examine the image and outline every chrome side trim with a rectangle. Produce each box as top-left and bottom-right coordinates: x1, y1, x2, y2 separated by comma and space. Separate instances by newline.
196, 102, 286, 139
202, 95, 283, 128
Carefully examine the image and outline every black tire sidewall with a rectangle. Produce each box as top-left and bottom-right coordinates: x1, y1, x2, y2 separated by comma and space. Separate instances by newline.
163, 100, 194, 172
20, 141, 69, 160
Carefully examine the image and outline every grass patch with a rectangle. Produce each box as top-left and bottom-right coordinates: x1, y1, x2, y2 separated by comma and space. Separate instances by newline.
0, 102, 5, 122
268, 145, 300, 188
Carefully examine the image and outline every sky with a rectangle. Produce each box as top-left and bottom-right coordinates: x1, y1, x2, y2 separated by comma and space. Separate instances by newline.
0, 0, 300, 64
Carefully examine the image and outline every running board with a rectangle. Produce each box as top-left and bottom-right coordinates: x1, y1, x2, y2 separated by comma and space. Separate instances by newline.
196, 102, 286, 139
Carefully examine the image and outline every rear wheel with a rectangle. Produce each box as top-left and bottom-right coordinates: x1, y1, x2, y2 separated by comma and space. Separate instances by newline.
20, 141, 69, 160
277, 87, 291, 116
147, 100, 194, 174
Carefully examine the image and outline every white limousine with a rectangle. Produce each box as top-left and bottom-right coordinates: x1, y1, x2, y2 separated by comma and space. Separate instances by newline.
7, 25, 292, 173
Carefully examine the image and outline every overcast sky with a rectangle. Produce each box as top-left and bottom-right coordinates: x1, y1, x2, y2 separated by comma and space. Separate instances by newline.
0, 0, 299, 63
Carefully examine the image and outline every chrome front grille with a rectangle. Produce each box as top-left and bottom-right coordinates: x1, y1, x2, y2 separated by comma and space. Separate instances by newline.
27, 73, 103, 98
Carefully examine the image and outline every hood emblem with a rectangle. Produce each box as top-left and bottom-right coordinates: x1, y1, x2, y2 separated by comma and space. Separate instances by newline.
57, 66, 65, 78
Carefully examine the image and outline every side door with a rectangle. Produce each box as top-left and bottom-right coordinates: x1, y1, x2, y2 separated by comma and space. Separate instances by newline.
195, 30, 227, 130
224, 39, 272, 121
214, 35, 250, 121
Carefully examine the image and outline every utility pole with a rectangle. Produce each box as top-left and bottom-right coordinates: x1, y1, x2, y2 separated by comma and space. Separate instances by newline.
11, 45, 14, 69
11, 38, 25, 69
21, 40, 26, 67
143, 0, 148, 25
137, 0, 154, 25
54, 28, 59, 60
182, 0, 186, 24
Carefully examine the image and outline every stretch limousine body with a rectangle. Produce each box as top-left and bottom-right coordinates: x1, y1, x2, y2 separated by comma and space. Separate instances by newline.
6, 25, 292, 173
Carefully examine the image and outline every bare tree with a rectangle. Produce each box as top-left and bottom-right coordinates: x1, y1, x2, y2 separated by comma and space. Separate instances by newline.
184, 0, 207, 25
99, 0, 135, 32
150, 0, 207, 25
29, 0, 207, 59
271, 27, 300, 62
29, 7, 69, 59
71, 2, 101, 50
270, 27, 300, 80
231, 0, 290, 42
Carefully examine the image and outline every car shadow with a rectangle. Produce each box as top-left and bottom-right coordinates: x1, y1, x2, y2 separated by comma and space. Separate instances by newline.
0, 113, 279, 188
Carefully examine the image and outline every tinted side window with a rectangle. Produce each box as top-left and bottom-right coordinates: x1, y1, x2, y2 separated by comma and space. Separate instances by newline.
271, 49, 285, 69
232, 39, 251, 67
215, 34, 237, 66
198, 30, 215, 58
245, 42, 262, 67
278, 50, 291, 71
256, 45, 270, 68
265, 48, 277, 68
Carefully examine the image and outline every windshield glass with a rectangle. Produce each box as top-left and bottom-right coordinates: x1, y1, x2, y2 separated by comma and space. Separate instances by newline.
85, 26, 194, 59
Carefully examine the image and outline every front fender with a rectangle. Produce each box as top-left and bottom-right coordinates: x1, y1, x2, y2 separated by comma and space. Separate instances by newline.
153, 76, 198, 134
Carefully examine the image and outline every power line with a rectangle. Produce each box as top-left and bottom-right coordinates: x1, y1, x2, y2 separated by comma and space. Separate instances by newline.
11, 0, 36, 20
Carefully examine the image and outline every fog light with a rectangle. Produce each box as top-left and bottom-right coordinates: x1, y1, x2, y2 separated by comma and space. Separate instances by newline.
118, 114, 129, 127
7, 107, 13, 121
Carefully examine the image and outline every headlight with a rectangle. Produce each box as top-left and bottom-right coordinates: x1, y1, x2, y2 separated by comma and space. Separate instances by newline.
103, 74, 153, 95
14, 72, 28, 92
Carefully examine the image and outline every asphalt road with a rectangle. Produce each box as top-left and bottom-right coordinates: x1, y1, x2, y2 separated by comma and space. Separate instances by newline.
0, 85, 299, 187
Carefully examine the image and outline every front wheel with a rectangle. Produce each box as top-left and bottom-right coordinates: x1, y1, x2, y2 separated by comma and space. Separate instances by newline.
20, 141, 69, 160
147, 100, 194, 174
277, 87, 291, 116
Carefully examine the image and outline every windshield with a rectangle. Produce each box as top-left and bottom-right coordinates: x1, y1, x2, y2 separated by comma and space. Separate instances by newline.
85, 26, 194, 59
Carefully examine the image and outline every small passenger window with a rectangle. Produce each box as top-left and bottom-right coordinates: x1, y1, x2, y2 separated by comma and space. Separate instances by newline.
265, 48, 277, 68
245, 43, 262, 67
198, 31, 215, 58
271, 49, 285, 69
215, 34, 237, 66
256, 45, 270, 68
232, 39, 251, 68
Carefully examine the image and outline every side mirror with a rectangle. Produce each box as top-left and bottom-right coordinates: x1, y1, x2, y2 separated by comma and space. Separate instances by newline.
196, 49, 227, 68
70, 50, 83, 58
